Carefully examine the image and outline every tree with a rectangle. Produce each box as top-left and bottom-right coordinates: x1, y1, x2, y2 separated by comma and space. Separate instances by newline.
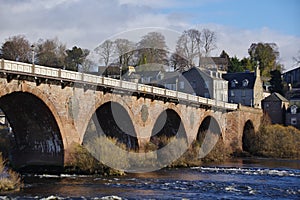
1, 35, 31, 62
228, 56, 243, 73
65, 46, 89, 71
35, 38, 66, 68
293, 50, 300, 66
201, 28, 217, 57
95, 40, 114, 67
114, 38, 135, 67
269, 69, 284, 95
174, 29, 202, 69
248, 43, 282, 79
169, 52, 188, 71
137, 32, 168, 65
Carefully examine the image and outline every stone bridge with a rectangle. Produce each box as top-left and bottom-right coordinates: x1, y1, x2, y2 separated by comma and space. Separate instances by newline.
0, 59, 262, 169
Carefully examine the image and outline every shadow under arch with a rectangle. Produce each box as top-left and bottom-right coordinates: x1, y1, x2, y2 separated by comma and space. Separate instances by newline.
150, 109, 188, 149
83, 101, 138, 150
242, 120, 255, 152
0, 92, 64, 171
196, 115, 222, 158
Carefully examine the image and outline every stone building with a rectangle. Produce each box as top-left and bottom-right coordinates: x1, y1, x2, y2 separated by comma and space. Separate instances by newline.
286, 104, 300, 129
222, 67, 264, 108
182, 67, 228, 101
261, 92, 289, 125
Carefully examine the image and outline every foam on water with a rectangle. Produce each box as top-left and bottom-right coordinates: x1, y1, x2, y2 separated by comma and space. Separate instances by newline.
191, 166, 300, 177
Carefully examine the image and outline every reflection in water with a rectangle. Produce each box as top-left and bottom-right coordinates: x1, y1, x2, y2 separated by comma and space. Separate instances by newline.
3, 158, 300, 199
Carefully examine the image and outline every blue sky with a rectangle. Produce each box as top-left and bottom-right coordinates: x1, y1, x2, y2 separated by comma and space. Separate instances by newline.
0, 0, 299, 69
159, 0, 300, 36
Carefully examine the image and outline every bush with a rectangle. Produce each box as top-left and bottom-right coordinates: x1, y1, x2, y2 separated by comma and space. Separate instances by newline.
247, 124, 300, 159
0, 153, 22, 191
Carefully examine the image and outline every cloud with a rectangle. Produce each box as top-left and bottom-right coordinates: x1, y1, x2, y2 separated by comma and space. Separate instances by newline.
0, 0, 299, 70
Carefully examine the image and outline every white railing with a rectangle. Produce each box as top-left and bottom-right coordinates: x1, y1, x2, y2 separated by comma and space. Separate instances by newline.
0, 59, 238, 110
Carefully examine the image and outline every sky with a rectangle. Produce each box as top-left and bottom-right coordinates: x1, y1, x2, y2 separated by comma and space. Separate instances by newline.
0, 0, 299, 71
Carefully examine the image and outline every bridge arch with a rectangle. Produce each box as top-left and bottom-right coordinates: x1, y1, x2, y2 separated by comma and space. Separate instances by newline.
196, 115, 223, 158
0, 91, 64, 169
150, 108, 188, 148
83, 100, 139, 150
242, 120, 255, 152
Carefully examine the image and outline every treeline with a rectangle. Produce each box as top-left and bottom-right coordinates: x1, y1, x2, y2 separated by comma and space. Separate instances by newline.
0, 29, 286, 83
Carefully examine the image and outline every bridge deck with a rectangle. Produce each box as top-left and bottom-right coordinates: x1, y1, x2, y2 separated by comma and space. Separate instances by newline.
0, 59, 238, 110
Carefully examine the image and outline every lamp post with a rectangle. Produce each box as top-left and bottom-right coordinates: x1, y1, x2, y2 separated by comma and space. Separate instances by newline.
31, 45, 35, 64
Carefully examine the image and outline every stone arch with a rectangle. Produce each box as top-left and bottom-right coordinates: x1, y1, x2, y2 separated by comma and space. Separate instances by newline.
0, 81, 68, 150
195, 115, 223, 158
242, 120, 255, 152
150, 108, 187, 148
0, 91, 64, 169
83, 100, 139, 150
81, 93, 138, 143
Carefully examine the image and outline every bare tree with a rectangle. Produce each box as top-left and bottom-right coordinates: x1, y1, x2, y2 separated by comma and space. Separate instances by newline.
1, 35, 31, 62
95, 40, 115, 67
201, 28, 217, 57
293, 50, 300, 66
137, 32, 168, 65
36, 38, 66, 68
114, 38, 135, 67
175, 29, 202, 69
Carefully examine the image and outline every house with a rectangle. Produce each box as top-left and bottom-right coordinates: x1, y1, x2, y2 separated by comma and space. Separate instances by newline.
261, 92, 289, 125
182, 67, 228, 101
222, 67, 264, 108
282, 66, 300, 88
286, 104, 300, 129
200, 57, 229, 73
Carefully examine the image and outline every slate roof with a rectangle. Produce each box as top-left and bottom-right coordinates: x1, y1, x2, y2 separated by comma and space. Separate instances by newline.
222, 71, 256, 89
262, 92, 289, 102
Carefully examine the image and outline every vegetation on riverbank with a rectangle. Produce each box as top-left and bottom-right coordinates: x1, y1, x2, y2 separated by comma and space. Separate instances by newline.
0, 153, 22, 192
244, 124, 300, 159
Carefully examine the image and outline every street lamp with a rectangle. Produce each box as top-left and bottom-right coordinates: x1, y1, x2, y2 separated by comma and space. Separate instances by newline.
31, 45, 35, 64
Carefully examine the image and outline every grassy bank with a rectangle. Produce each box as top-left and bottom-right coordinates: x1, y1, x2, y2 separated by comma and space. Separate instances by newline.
245, 124, 300, 159
0, 153, 22, 192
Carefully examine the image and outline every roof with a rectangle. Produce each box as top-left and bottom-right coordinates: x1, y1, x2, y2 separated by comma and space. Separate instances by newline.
200, 57, 228, 65
262, 92, 289, 102
135, 70, 161, 78
222, 71, 256, 89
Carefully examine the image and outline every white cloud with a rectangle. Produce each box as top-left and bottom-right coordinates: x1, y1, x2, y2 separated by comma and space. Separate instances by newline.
0, 0, 299, 70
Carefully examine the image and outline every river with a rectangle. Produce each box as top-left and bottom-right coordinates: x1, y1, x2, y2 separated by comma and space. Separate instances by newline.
1, 158, 300, 200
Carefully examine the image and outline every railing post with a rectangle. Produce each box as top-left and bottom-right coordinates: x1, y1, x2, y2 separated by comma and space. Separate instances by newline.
1, 59, 4, 70
58, 69, 62, 78
32, 63, 35, 74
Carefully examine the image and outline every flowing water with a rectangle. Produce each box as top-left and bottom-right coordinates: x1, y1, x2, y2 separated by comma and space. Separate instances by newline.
1, 158, 300, 200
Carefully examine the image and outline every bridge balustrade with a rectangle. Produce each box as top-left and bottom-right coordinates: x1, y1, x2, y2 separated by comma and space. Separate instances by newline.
0, 59, 238, 110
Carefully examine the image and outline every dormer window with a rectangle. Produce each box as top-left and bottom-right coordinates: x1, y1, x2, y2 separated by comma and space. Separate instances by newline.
231, 79, 238, 87
242, 79, 249, 87
291, 105, 297, 115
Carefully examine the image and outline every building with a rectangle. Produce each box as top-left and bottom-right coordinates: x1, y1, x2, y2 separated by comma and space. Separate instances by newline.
182, 67, 228, 101
261, 92, 289, 125
282, 66, 300, 88
286, 104, 300, 129
200, 57, 229, 73
222, 67, 264, 108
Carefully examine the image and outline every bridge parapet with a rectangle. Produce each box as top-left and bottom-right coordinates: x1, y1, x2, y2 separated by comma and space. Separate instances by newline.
1, 59, 238, 110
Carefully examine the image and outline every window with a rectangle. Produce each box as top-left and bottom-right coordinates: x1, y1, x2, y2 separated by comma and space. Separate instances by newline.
230, 90, 235, 97
179, 81, 184, 89
291, 118, 297, 125
291, 105, 297, 115
242, 79, 249, 87
231, 79, 238, 87
242, 90, 246, 97
204, 93, 210, 98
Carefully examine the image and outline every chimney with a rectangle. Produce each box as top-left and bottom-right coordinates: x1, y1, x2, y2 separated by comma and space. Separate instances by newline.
255, 65, 260, 77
